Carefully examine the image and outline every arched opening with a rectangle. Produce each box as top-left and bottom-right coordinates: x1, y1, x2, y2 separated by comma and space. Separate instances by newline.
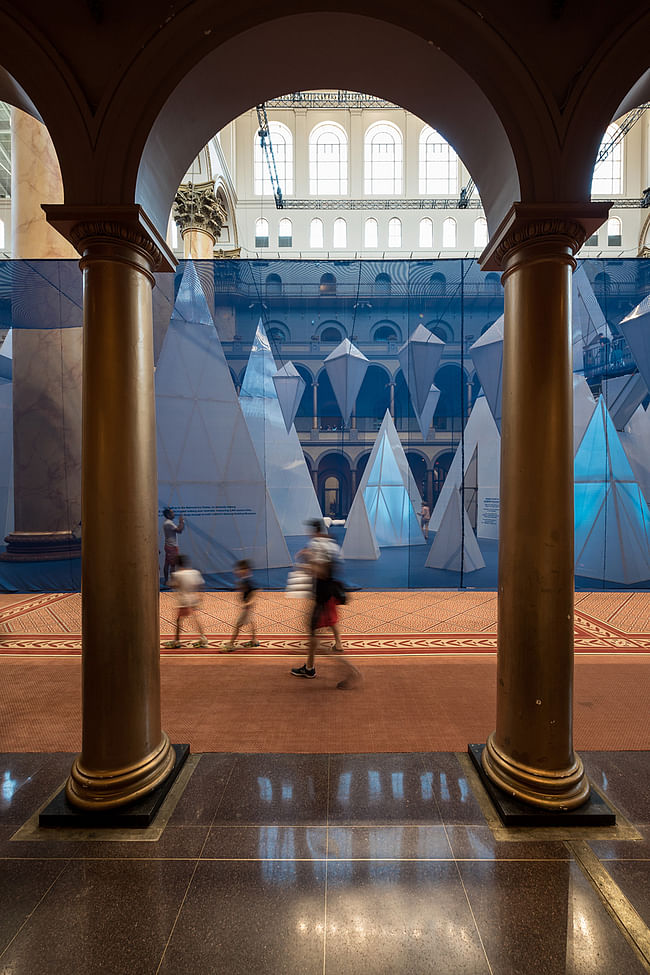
320, 272, 336, 295
434, 363, 468, 431
319, 321, 344, 343
317, 452, 352, 517
405, 451, 428, 504
393, 368, 416, 432
427, 319, 453, 343
372, 320, 401, 343
428, 272, 446, 295
317, 370, 343, 430
356, 364, 391, 430
265, 272, 282, 296
374, 272, 391, 296
266, 320, 289, 344
432, 451, 455, 503
294, 363, 314, 433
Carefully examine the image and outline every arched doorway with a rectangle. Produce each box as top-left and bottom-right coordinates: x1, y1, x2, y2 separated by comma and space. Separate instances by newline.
405, 451, 428, 504
317, 452, 352, 518
432, 450, 455, 503
356, 364, 391, 431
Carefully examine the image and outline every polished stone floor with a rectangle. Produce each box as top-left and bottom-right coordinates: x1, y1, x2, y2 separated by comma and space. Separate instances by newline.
0, 750, 649, 973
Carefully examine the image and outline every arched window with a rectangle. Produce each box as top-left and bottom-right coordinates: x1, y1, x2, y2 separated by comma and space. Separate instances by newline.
430, 321, 452, 342
373, 323, 399, 342
309, 122, 348, 195
375, 273, 391, 296
592, 124, 623, 195
429, 273, 446, 295
265, 273, 282, 296
333, 217, 347, 249
364, 122, 403, 194
419, 126, 458, 195
255, 218, 269, 248
442, 217, 457, 248
310, 218, 324, 248
388, 217, 402, 248
474, 217, 488, 248
254, 121, 293, 196
321, 325, 343, 342
484, 272, 500, 294
365, 217, 378, 249
320, 273, 337, 295
267, 322, 289, 343
278, 217, 292, 248
419, 218, 433, 248
607, 216, 622, 246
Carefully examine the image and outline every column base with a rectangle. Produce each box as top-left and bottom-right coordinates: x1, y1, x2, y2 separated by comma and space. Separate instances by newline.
65, 732, 176, 811
0, 531, 81, 562
481, 732, 590, 810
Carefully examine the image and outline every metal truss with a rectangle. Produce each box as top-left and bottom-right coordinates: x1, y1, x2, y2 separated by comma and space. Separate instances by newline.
277, 198, 484, 210
264, 91, 397, 109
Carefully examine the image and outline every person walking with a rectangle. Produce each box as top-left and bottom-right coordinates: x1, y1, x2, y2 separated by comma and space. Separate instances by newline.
164, 553, 207, 648
221, 558, 260, 652
162, 507, 184, 584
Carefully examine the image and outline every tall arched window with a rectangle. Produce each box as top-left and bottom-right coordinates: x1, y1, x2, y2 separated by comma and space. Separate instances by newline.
333, 217, 347, 249
265, 273, 282, 296
255, 218, 269, 248
442, 217, 456, 248
254, 121, 293, 196
310, 218, 324, 248
607, 216, 622, 246
592, 124, 623, 195
364, 122, 403, 194
388, 218, 402, 248
278, 217, 292, 248
474, 218, 488, 248
365, 218, 378, 249
419, 218, 433, 248
419, 126, 458, 195
309, 122, 348, 195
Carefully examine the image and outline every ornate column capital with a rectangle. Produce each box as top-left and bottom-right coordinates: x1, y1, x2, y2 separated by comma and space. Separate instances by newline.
173, 181, 227, 242
42, 204, 176, 273
480, 202, 611, 272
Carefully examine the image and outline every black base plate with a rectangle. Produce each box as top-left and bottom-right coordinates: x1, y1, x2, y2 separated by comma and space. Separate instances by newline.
468, 744, 616, 827
39, 743, 190, 829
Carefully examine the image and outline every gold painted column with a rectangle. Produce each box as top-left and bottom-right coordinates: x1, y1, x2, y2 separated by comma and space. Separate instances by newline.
4, 109, 82, 560
45, 205, 176, 809
480, 204, 608, 810
173, 180, 226, 314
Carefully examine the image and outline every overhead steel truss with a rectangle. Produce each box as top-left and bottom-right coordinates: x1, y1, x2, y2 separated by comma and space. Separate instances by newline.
264, 91, 397, 109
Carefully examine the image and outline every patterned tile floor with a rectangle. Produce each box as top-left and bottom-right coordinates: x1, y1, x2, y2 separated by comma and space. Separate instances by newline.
0, 590, 649, 654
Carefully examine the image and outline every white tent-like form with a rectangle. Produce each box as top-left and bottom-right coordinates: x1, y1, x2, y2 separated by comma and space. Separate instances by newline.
342, 410, 424, 558
572, 265, 610, 372
620, 405, 650, 507
324, 339, 369, 426
397, 324, 445, 419
416, 384, 441, 440
156, 261, 291, 573
573, 375, 597, 452
574, 396, 650, 584
600, 373, 647, 431
618, 296, 650, 390
470, 316, 503, 431
430, 396, 501, 540
426, 488, 485, 572
272, 361, 306, 433
240, 322, 322, 535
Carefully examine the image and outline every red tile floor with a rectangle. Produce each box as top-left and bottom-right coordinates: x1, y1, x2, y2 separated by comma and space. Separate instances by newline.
0, 590, 648, 753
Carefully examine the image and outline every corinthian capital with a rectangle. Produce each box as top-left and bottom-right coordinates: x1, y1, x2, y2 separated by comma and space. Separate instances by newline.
173, 181, 227, 241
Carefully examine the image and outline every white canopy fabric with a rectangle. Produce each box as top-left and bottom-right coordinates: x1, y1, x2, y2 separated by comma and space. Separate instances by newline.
619, 295, 650, 391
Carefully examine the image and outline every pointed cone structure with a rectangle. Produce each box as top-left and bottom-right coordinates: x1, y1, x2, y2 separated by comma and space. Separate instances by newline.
573, 375, 597, 453
397, 324, 445, 415
618, 295, 650, 391
341, 490, 380, 560
620, 405, 650, 506
155, 261, 291, 573
575, 397, 650, 584
240, 321, 321, 535
572, 265, 610, 372
342, 410, 424, 552
416, 384, 440, 439
600, 372, 647, 430
272, 361, 306, 432
324, 338, 369, 426
426, 489, 485, 572
470, 316, 504, 430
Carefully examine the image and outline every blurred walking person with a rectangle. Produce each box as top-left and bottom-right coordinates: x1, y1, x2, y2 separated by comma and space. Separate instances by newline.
164, 553, 207, 648
162, 506, 184, 584
221, 559, 260, 652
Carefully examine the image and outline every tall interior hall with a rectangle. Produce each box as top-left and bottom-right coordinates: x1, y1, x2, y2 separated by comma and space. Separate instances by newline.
0, 3, 649, 973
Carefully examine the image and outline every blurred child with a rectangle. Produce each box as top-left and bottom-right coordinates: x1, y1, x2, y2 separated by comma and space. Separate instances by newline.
164, 553, 207, 648
221, 559, 259, 652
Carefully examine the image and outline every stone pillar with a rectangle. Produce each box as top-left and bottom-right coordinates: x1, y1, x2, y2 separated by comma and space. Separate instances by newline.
312, 381, 319, 430
426, 469, 434, 510
389, 381, 395, 419
45, 204, 176, 810
480, 203, 609, 810
3, 109, 82, 560
173, 181, 226, 316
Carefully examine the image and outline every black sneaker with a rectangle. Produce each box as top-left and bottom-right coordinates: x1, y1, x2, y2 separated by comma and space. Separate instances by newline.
291, 664, 316, 679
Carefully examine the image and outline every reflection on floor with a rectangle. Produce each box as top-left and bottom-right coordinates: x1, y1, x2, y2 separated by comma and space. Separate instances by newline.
0, 751, 648, 974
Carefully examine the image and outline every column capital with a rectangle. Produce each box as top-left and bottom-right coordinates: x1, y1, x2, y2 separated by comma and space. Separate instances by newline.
42, 204, 176, 272
173, 180, 227, 242
480, 202, 611, 271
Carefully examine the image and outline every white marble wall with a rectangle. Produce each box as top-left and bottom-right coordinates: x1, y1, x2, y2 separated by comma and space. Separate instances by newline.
9, 109, 82, 541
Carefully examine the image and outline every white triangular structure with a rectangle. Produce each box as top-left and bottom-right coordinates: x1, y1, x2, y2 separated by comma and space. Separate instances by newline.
272, 361, 305, 432
600, 373, 648, 430
342, 410, 424, 556
0, 328, 12, 381
416, 384, 440, 439
155, 260, 291, 573
574, 396, 650, 584
425, 489, 485, 572
430, 396, 501, 539
397, 324, 445, 414
470, 316, 503, 430
240, 321, 321, 535
574, 375, 597, 452
620, 405, 650, 507
619, 296, 650, 391
572, 266, 610, 372
324, 339, 369, 425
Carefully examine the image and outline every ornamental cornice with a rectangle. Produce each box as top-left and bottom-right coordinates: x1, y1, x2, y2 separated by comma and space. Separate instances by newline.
68, 220, 164, 267
173, 181, 227, 240
492, 218, 587, 267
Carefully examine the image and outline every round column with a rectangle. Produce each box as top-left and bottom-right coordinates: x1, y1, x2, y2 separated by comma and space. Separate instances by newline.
481, 207, 607, 810
173, 181, 226, 314
45, 206, 176, 810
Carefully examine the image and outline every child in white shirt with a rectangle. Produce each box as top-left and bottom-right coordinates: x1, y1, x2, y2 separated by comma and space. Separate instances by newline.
164, 554, 207, 648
